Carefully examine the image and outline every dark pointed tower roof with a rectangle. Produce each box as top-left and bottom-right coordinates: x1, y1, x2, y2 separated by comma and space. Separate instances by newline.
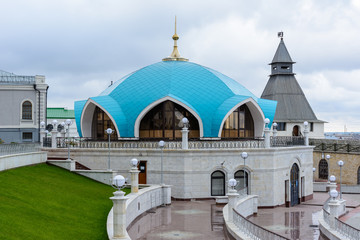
261, 35, 322, 122
271, 38, 295, 64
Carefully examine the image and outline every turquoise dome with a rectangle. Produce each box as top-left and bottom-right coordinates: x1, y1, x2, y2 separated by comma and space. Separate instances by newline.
75, 61, 277, 137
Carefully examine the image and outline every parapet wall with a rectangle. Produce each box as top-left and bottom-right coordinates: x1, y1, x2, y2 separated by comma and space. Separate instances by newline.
0, 151, 47, 171
106, 185, 171, 239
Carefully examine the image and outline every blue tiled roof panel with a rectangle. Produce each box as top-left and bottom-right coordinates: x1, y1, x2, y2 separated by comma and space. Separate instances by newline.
74, 100, 87, 137
76, 61, 277, 137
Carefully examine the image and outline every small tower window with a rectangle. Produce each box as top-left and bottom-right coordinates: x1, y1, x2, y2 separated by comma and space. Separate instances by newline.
281, 66, 290, 70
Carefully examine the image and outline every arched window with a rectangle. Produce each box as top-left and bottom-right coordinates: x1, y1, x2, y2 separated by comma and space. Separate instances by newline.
290, 164, 299, 206
234, 170, 249, 193
139, 100, 199, 140
211, 171, 225, 196
358, 167, 360, 185
22, 101, 32, 120
318, 159, 328, 179
91, 106, 118, 140
292, 125, 300, 136
221, 104, 254, 138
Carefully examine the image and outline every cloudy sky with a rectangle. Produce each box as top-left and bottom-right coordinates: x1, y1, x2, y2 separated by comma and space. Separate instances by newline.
1, 0, 359, 132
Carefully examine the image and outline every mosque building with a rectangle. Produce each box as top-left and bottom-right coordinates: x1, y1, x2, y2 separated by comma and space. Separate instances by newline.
72, 24, 314, 207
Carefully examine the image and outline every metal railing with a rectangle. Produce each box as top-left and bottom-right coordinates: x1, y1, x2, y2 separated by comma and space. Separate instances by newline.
55, 137, 266, 149
310, 138, 360, 153
0, 70, 35, 85
271, 136, 305, 147
334, 217, 360, 240
0, 143, 41, 156
233, 208, 289, 240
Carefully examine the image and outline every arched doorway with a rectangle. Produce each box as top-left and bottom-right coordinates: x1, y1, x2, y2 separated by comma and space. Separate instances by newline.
358, 167, 360, 185
221, 104, 254, 138
139, 100, 200, 140
211, 171, 225, 196
234, 170, 249, 193
290, 164, 300, 206
318, 159, 328, 179
292, 125, 300, 136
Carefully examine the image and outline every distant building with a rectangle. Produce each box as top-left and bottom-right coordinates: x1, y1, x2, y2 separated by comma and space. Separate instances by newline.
261, 36, 326, 138
47, 107, 78, 137
0, 70, 48, 143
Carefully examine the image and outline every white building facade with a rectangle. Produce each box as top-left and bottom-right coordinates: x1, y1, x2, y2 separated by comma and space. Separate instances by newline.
0, 71, 48, 143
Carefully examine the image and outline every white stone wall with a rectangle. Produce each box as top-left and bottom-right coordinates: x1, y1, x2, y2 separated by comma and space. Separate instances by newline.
47, 146, 314, 207
0, 151, 47, 171
275, 122, 324, 139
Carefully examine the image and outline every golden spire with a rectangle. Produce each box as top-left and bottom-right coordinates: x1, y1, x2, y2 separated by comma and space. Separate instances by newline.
162, 16, 188, 62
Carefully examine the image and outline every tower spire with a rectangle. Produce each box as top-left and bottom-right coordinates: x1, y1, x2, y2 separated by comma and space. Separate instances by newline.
162, 16, 188, 62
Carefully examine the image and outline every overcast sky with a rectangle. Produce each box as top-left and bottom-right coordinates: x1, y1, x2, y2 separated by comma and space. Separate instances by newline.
1, 0, 359, 132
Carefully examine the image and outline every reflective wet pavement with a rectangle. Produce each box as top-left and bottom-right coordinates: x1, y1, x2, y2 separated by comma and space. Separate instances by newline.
128, 193, 360, 240
128, 200, 231, 240
248, 204, 322, 240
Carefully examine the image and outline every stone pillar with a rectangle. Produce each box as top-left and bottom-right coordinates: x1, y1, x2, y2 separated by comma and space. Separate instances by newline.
181, 127, 189, 150
304, 127, 309, 146
51, 130, 58, 149
328, 199, 340, 228
162, 185, 172, 205
40, 129, 46, 147
60, 129, 66, 138
272, 128, 277, 138
129, 167, 140, 193
227, 189, 239, 222
264, 128, 271, 148
327, 181, 337, 193
110, 190, 129, 239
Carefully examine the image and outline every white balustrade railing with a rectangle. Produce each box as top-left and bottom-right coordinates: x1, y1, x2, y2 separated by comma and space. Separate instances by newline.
0, 143, 41, 156
322, 208, 331, 226
233, 209, 289, 240
56, 137, 265, 149
334, 217, 360, 240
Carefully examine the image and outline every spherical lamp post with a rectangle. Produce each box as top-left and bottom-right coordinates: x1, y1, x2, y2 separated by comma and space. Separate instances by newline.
228, 178, 238, 191
110, 175, 129, 238
159, 140, 165, 185
313, 167, 316, 182
105, 128, 114, 171
227, 178, 240, 222
337, 160, 344, 200
65, 119, 72, 160
329, 189, 338, 201
129, 158, 139, 193
241, 152, 248, 194
181, 117, 189, 149
264, 118, 271, 148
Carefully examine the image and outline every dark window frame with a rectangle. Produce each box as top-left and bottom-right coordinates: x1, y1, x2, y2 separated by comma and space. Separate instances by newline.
92, 106, 118, 140
139, 100, 200, 140
211, 170, 225, 196
221, 104, 254, 138
22, 101, 32, 120
319, 159, 328, 179
22, 132, 33, 140
277, 122, 286, 131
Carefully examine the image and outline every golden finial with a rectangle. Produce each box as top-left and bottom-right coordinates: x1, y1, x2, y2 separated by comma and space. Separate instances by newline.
172, 16, 179, 40
162, 16, 188, 62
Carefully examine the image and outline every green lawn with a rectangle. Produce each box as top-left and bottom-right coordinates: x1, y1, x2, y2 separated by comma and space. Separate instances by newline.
0, 163, 130, 240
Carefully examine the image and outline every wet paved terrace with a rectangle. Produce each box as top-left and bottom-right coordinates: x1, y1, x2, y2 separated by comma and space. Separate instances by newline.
128, 200, 230, 240
128, 193, 360, 240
